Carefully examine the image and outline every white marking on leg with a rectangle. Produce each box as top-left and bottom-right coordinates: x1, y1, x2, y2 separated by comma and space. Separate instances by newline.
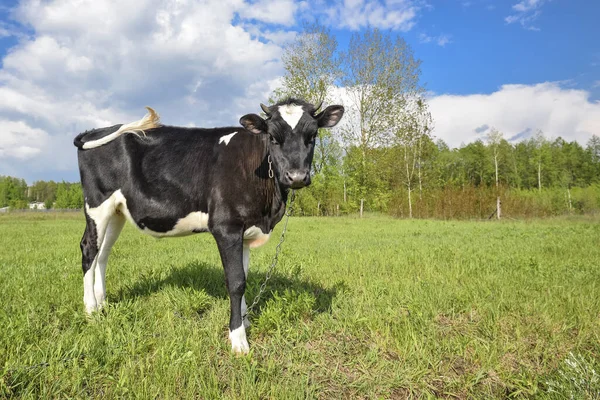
278, 104, 304, 130
86, 192, 122, 247
85, 192, 122, 313
93, 259, 106, 310
94, 214, 125, 309
83, 257, 98, 314
242, 245, 250, 328
219, 131, 237, 145
229, 325, 249, 354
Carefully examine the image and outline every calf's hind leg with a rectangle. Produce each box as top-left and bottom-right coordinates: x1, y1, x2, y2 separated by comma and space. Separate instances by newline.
80, 211, 100, 314
80, 202, 123, 314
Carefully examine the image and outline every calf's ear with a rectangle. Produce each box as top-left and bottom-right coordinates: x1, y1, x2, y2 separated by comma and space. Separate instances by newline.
316, 105, 345, 128
240, 114, 268, 134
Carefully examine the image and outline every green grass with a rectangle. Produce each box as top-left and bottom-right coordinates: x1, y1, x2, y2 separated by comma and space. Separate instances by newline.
1, 213, 599, 399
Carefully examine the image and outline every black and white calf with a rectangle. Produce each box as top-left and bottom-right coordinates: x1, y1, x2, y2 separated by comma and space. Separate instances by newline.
74, 99, 344, 353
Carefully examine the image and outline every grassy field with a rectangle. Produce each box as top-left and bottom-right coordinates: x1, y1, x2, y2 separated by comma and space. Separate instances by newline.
0, 212, 599, 399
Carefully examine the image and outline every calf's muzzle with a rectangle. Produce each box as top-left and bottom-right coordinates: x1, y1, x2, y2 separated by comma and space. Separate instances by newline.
284, 169, 310, 189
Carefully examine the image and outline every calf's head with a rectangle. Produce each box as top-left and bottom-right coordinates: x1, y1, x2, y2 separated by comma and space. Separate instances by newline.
240, 99, 344, 189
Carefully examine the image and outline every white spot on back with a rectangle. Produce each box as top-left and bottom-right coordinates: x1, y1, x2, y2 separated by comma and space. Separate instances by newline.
219, 131, 237, 145
278, 104, 304, 130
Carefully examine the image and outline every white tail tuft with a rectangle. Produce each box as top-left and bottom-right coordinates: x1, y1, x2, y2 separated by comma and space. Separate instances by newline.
82, 107, 161, 149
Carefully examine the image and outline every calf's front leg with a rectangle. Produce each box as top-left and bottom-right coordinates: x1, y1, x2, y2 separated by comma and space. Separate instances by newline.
212, 226, 249, 354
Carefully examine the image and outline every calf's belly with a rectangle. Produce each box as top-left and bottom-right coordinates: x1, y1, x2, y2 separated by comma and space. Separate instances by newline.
87, 190, 210, 238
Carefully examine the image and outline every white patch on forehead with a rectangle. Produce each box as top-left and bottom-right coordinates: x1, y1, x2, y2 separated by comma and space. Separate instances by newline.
219, 131, 237, 145
278, 104, 304, 130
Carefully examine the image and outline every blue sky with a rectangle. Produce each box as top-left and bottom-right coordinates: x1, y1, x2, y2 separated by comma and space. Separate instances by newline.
406, 1, 600, 98
0, 0, 598, 183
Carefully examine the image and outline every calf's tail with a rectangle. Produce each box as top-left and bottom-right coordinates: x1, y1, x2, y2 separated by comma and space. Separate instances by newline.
74, 107, 160, 150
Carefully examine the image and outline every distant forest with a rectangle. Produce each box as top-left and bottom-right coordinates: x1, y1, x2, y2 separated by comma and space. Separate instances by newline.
1, 132, 599, 218
0, 178, 82, 210
293, 132, 600, 218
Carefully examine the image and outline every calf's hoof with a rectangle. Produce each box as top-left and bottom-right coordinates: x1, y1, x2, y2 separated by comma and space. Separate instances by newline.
84, 298, 98, 315
229, 326, 250, 355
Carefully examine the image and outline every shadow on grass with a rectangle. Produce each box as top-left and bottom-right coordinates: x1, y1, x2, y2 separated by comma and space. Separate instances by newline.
110, 261, 345, 315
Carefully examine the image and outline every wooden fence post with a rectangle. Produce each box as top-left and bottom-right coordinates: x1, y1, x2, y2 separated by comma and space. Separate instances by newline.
497, 197, 501, 220
360, 199, 364, 218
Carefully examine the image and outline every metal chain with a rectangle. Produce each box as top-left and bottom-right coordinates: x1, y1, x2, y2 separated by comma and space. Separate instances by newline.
242, 189, 296, 320
267, 155, 274, 179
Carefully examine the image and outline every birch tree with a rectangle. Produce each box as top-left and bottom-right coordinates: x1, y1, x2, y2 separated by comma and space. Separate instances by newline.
586, 135, 600, 183
486, 128, 503, 189
339, 28, 422, 199
273, 22, 341, 174
391, 98, 432, 218
486, 128, 504, 218
530, 129, 552, 192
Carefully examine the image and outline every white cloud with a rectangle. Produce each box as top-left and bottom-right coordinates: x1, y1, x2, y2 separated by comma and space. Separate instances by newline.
428, 82, 600, 148
241, 0, 299, 26
419, 32, 452, 47
4, 36, 93, 79
0, 0, 296, 181
512, 0, 542, 12
0, 120, 49, 160
262, 29, 298, 45
436, 35, 451, 46
324, 0, 420, 31
505, 0, 546, 30
418, 33, 432, 43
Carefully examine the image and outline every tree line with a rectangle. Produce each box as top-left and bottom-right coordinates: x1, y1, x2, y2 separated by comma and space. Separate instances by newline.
293, 131, 600, 218
0, 177, 83, 210
3, 127, 598, 216
1, 134, 598, 217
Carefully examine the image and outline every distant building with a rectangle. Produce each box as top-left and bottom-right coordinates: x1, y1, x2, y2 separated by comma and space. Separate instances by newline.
29, 202, 46, 210
0, 207, 9, 213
